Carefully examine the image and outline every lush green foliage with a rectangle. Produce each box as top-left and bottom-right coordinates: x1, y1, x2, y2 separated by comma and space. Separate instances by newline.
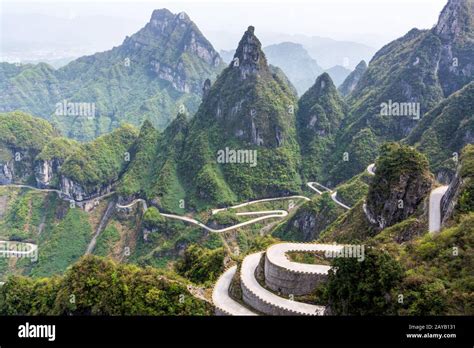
175, 244, 225, 284
396, 213, 474, 315
457, 145, 474, 215
208, 210, 242, 227
273, 193, 344, 242
0, 10, 224, 140
0, 256, 211, 315
297, 73, 346, 181
324, 1, 474, 183
321, 248, 404, 315
365, 142, 432, 229
180, 28, 302, 209
142, 207, 165, 229
0, 112, 57, 150
60, 124, 138, 188
118, 116, 187, 213
335, 172, 370, 207
407, 82, 474, 174
93, 225, 121, 257
30, 207, 92, 277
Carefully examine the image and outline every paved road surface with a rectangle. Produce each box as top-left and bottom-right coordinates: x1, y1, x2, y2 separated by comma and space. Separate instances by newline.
307, 182, 351, 210
429, 185, 449, 234
240, 252, 326, 316
212, 266, 257, 315
266, 243, 344, 274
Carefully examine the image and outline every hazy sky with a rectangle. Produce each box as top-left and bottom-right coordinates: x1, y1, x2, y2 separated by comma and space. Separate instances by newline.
1, 0, 448, 50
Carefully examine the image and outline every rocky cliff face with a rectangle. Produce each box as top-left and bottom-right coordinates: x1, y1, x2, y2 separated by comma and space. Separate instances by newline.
441, 144, 474, 224
34, 159, 60, 188
407, 81, 474, 178
273, 194, 344, 242
0, 147, 38, 185
0, 9, 225, 140
0, 160, 13, 185
297, 73, 346, 181
435, 0, 474, 97
60, 176, 114, 202
326, 0, 474, 184
123, 9, 223, 95
338, 60, 367, 97
365, 143, 433, 231
180, 26, 301, 208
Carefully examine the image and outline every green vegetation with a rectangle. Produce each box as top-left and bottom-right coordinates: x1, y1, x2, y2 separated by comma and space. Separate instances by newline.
118, 116, 187, 213
297, 73, 346, 181
287, 251, 330, 265
0, 111, 57, 150
30, 208, 92, 277
0, 189, 46, 241
180, 27, 301, 209
324, 1, 474, 183
273, 193, 344, 242
60, 124, 138, 189
407, 83, 474, 175
0, 10, 224, 141
0, 255, 211, 315
142, 207, 165, 229
456, 145, 474, 216
396, 213, 474, 315
365, 143, 432, 229
319, 248, 404, 315
175, 244, 225, 284
327, 127, 379, 185
94, 225, 121, 257
208, 210, 242, 227
335, 172, 370, 207
37, 137, 80, 162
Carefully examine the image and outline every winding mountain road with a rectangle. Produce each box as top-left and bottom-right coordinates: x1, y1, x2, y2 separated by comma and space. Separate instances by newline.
212, 266, 258, 315
307, 182, 351, 210
240, 252, 326, 315
0, 184, 115, 204
429, 185, 449, 234
116, 196, 310, 233
265, 243, 343, 275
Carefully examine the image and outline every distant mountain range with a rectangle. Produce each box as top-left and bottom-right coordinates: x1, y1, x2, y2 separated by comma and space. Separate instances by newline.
221, 43, 352, 95
0, 9, 224, 141
0, 0, 473, 317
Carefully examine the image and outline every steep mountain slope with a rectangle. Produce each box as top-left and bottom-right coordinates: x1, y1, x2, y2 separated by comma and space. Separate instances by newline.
263, 42, 324, 95
364, 143, 433, 231
338, 60, 367, 97
0, 111, 138, 202
0, 111, 58, 185
296, 73, 347, 181
180, 26, 301, 209
0, 256, 212, 315
221, 44, 351, 95
0, 9, 224, 140
406, 81, 474, 179
118, 114, 188, 213
325, 0, 474, 184
318, 144, 473, 315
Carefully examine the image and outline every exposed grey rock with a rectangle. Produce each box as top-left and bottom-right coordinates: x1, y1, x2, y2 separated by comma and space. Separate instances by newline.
0, 161, 13, 185
338, 60, 367, 97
